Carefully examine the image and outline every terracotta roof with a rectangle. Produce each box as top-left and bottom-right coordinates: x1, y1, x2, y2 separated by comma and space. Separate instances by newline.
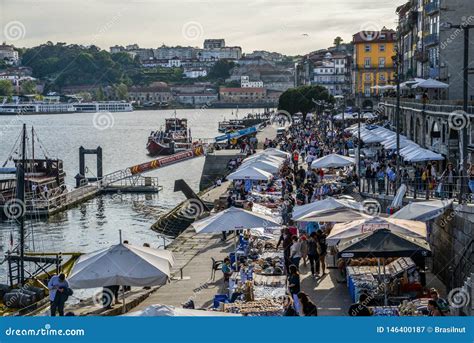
220, 87, 265, 93
353, 27, 396, 44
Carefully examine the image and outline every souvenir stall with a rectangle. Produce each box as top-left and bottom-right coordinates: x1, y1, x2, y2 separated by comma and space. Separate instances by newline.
337, 228, 432, 313
223, 233, 287, 316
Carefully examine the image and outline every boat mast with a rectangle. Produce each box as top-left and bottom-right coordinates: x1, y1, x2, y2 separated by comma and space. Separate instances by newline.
17, 123, 26, 285
31, 126, 34, 160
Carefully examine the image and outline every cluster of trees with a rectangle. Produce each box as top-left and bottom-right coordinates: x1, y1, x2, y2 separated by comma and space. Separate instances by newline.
14, 42, 238, 96
21, 42, 141, 92
278, 85, 334, 119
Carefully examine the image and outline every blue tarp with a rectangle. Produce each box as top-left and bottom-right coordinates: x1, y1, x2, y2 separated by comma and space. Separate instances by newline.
214, 126, 257, 142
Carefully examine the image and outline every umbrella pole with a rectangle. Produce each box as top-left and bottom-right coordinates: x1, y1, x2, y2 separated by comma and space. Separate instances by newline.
122, 286, 126, 314
383, 259, 388, 306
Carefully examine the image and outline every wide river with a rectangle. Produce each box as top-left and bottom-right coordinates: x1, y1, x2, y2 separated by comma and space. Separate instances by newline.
0, 108, 264, 282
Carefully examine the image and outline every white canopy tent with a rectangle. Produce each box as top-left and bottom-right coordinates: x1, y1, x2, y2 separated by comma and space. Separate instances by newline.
311, 153, 355, 169
259, 148, 291, 158
192, 206, 282, 234
125, 304, 241, 317
241, 159, 281, 174
226, 166, 273, 181
403, 148, 444, 162
391, 200, 454, 221
292, 197, 371, 223
327, 217, 427, 246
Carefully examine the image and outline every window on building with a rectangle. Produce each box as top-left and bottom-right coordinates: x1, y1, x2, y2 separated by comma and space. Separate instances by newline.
364, 57, 371, 68
365, 45, 371, 52
379, 73, 386, 81
379, 44, 385, 52
379, 58, 386, 68
365, 74, 371, 81
364, 86, 371, 97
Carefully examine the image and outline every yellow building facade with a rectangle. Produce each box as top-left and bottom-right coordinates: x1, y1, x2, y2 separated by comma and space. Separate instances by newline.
352, 27, 397, 98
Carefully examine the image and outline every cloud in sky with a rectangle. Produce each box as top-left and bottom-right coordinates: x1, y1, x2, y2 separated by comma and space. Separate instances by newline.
0, 0, 406, 54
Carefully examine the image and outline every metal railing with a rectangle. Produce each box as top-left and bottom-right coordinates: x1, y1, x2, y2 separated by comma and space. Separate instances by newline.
360, 176, 473, 202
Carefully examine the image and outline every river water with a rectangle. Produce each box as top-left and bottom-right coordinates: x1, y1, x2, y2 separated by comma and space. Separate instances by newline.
0, 108, 264, 282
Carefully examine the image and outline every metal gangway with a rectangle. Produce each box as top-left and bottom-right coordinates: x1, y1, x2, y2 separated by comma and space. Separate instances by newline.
22, 145, 206, 216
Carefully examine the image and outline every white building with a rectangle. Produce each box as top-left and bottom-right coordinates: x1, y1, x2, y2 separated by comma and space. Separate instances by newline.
312, 52, 350, 96
201, 46, 242, 61
168, 57, 182, 68
154, 45, 198, 60
184, 68, 207, 78
241, 76, 264, 88
0, 44, 19, 65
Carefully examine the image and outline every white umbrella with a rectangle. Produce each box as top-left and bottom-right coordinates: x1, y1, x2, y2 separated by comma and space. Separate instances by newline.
226, 166, 273, 181
413, 78, 449, 89
327, 217, 427, 246
391, 200, 454, 221
241, 159, 280, 173
401, 78, 426, 89
125, 304, 241, 317
192, 207, 281, 234
292, 197, 371, 222
311, 153, 355, 169
68, 244, 175, 288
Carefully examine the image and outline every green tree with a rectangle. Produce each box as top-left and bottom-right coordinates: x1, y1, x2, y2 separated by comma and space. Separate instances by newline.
334, 36, 344, 47
95, 86, 106, 101
114, 83, 128, 100
21, 80, 37, 95
278, 85, 334, 119
0, 80, 14, 96
208, 60, 235, 80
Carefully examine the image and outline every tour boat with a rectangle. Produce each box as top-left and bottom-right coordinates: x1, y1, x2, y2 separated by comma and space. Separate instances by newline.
146, 116, 193, 156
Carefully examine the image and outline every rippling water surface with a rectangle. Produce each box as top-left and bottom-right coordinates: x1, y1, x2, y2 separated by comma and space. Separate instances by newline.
0, 108, 264, 281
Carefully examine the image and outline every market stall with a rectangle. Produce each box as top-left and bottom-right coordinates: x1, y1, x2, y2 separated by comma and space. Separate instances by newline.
337, 229, 431, 306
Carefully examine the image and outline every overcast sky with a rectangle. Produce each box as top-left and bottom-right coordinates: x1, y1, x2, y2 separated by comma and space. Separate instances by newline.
0, 0, 406, 55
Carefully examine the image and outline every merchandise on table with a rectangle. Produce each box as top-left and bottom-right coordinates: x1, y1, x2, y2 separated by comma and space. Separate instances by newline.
398, 298, 430, 316
253, 285, 286, 300
371, 306, 400, 316
223, 298, 284, 316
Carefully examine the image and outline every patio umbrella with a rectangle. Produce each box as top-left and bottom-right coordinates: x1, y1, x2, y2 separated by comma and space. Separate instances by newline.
68, 243, 175, 312
328, 217, 427, 246
192, 206, 282, 234
125, 304, 241, 317
226, 166, 273, 181
413, 78, 449, 89
292, 197, 370, 222
311, 153, 355, 169
391, 200, 454, 221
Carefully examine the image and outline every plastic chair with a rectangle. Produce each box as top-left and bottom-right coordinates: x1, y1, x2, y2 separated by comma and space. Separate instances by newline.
211, 257, 223, 281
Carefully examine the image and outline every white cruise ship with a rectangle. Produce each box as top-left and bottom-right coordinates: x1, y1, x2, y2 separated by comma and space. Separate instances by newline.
0, 101, 133, 114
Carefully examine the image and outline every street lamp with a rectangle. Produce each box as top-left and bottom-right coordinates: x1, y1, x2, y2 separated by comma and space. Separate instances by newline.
442, 22, 473, 203
393, 39, 402, 190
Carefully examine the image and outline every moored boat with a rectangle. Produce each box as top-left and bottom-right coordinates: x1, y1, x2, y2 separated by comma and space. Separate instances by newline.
146, 116, 193, 156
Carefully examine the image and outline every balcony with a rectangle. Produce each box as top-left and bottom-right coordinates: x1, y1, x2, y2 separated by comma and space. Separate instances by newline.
415, 50, 429, 63
424, 1, 439, 15
424, 33, 439, 47
399, 11, 418, 35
